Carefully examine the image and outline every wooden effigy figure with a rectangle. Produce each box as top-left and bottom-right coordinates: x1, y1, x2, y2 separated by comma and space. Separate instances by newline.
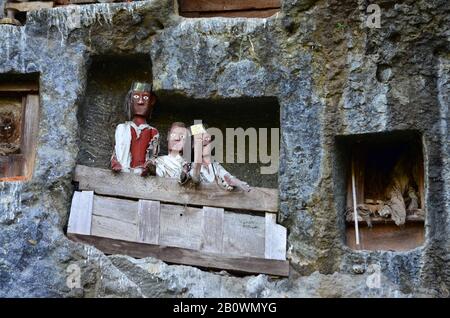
190, 123, 250, 192
111, 82, 159, 176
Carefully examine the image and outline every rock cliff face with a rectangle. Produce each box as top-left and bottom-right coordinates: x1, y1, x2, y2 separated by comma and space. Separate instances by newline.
0, 0, 448, 297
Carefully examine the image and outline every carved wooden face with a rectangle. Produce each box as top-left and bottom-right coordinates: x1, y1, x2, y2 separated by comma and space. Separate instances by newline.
131, 91, 154, 118
0, 108, 21, 156
0, 112, 15, 141
202, 132, 212, 146
168, 126, 188, 153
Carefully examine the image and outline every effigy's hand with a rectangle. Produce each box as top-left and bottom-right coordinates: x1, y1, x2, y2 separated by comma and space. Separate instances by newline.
111, 159, 122, 173
237, 181, 251, 192
145, 159, 157, 176
233, 180, 250, 192
224, 175, 251, 192
179, 163, 191, 185
139, 161, 156, 177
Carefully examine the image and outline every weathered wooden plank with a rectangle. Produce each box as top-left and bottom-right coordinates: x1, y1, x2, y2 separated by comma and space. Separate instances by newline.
67, 191, 93, 235
159, 204, 203, 250
346, 151, 365, 208
0, 154, 26, 181
223, 211, 265, 258
68, 233, 289, 277
91, 214, 137, 242
355, 153, 365, 204
346, 167, 352, 209
78, 193, 279, 257
93, 195, 137, 223
201, 206, 224, 253
417, 153, 425, 209
264, 213, 286, 260
347, 212, 425, 224
0, 83, 39, 93
68, 0, 101, 4
181, 8, 279, 18
137, 200, 160, 245
5, 2, 54, 12
21, 94, 39, 179
346, 222, 424, 251
74, 165, 278, 213
178, 0, 280, 12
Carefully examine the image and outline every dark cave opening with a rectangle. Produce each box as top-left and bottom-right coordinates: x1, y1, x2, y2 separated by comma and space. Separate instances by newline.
335, 130, 425, 251
78, 55, 280, 188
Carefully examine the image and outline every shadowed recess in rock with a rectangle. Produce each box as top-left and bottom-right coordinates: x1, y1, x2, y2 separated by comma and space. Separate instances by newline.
77, 55, 279, 188
335, 130, 425, 251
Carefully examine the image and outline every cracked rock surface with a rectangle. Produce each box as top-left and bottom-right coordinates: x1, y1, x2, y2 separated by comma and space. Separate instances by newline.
0, 0, 448, 297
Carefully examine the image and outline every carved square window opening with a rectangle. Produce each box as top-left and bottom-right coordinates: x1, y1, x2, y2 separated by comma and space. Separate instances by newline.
338, 131, 425, 251
0, 81, 39, 182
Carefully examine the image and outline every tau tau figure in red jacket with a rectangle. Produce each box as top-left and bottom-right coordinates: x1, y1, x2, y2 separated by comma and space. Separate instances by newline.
111, 82, 159, 176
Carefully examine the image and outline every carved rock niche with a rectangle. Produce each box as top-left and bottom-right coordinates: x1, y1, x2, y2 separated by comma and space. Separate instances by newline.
0, 75, 39, 181
336, 131, 425, 251
0, 98, 22, 156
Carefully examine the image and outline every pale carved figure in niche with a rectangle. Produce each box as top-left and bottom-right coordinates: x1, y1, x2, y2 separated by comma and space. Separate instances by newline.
155, 122, 251, 191
111, 82, 159, 176
155, 122, 190, 184
190, 124, 251, 192
346, 149, 421, 227
378, 155, 421, 226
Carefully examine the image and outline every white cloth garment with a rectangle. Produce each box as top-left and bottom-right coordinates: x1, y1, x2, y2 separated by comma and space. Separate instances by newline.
114, 121, 156, 172
190, 161, 231, 189
155, 155, 187, 179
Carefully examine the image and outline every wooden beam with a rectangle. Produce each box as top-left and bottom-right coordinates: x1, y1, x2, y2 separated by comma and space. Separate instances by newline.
21, 94, 39, 179
355, 151, 365, 204
67, 191, 93, 235
137, 200, 160, 245
91, 213, 137, 242
74, 165, 278, 213
0, 83, 39, 93
346, 222, 424, 251
68, 233, 289, 277
5, 2, 54, 12
93, 195, 137, 222
73, 194, 287, 259
178, 0, 280, 12
0, 154, 26, 181
181, 8, 279, 18
265, 213, 286, 260
347, 213, 425, 225
64, 0, 114, 4
68, 0, 100, 4
200, 206, 224, 253
417, 151, 425, 209
159, 204, 203, 250
346, 149, 365, 208
90, 195, 138, 241
223, 211, 265, 258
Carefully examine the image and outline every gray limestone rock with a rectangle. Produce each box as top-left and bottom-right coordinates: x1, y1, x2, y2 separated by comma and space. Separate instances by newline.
0, 0, 448, 297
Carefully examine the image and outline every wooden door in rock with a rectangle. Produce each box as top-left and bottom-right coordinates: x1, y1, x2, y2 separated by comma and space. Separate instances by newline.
0, 80, 39, 181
